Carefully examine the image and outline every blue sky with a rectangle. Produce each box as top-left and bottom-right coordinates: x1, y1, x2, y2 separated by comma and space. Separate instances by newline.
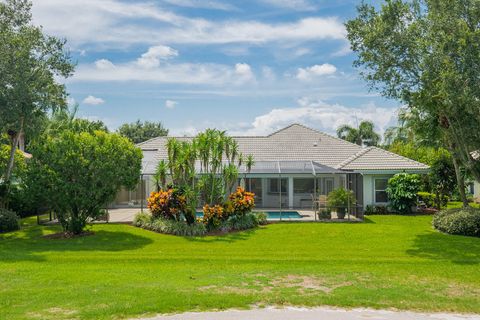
32, 0, 399, 136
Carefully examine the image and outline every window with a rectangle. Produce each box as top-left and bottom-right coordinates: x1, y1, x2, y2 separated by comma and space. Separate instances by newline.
293, 178, 314, 194
268, 178, 288, 194
374, 178, 389, 203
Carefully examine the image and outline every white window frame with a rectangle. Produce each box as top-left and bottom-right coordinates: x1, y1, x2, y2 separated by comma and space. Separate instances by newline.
374, 178, 389, 204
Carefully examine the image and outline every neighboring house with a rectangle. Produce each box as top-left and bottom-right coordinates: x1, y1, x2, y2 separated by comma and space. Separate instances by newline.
113, 124, 429, 212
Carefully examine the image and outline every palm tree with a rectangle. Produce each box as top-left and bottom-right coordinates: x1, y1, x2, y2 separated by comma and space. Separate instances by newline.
245, 154, 255, 191
336, 121, 380, 146
153, 160, 168, 191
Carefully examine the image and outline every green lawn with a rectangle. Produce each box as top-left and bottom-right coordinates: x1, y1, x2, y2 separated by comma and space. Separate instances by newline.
1, 216, 479, 320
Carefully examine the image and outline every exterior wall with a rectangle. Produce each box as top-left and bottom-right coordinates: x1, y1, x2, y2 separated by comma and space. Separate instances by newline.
362, 174, 394, 207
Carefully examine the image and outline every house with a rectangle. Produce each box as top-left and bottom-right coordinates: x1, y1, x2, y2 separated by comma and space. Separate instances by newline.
113, 124, 429, 213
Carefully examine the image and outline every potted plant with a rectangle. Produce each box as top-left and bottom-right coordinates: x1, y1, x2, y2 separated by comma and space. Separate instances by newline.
327, 188, 356, 219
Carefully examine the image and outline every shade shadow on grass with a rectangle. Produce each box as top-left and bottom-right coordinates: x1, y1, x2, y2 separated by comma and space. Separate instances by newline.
0, 225, 153, 263
406, 231, 480, 265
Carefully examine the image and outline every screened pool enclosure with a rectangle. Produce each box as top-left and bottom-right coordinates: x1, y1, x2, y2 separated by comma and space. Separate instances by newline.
112, 159, 364, 218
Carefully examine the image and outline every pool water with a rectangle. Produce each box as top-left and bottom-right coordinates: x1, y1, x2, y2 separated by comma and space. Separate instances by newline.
195, 211, 302, 219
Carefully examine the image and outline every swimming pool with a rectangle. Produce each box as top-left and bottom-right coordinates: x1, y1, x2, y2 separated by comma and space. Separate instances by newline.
195, 211, 302, 219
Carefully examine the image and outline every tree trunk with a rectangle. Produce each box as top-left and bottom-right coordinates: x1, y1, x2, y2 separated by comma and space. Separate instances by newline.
4, 133, 19, 183
3, 118, 25, 184
452, 155, 469, 208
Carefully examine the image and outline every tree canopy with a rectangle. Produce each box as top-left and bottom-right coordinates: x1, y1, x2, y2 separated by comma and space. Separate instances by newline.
336, 120, 380, 146
346, 0, 480, 186
0, 0, 74, 185
28, 130, 142, 234
117, 120, 168, 144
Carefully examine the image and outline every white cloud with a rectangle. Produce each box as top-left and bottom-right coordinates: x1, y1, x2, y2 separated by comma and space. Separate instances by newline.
260, 0, 316, 11
294, 47, 312, 57
262, 66, 276, 81
165, 100, 178, 109
82, 95, 105, 105
95, 59, 115, 70
31, 1, 346, 47
231, 99, 396, 136
234, 63, 255, 83
296, 63, 337, 81
136, 45, 178, 69
161, 0, 237, 11
73, 48, 259, 85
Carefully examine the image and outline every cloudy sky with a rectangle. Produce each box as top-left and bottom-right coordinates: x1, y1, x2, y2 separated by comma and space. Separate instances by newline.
31, 0, 399, 136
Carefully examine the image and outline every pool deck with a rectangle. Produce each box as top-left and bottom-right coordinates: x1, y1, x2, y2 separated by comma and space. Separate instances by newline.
105, 208, 361, 223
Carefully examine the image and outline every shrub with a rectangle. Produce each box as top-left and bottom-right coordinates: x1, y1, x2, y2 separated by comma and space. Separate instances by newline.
202, 204, 226, 230
364, 205, 390, 215
228, 187, 255, 215
133, 212, 152, 228
433, 208, 480, 237
417, 191, 448, 208
134, 213, 206, 236
0, 208, 20, 233
386, 173, 421, 214
318, 209, 331, 219
225, 212, 259, 231
147, 187, 192, 222
254, 212, 268, 225
327, 188, 356, 219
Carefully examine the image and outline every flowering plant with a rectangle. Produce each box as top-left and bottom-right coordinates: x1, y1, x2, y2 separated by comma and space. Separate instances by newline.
228, 187, 255, 215
147, 187, 187, 221
202, 204, 225, 229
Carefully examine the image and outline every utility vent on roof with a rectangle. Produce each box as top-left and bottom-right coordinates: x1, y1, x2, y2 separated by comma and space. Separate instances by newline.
313, 138, 321, 147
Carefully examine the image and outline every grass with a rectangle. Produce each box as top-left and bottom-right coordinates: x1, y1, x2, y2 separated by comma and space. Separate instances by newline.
447, 201, 480, 209
1, 216, 479, 320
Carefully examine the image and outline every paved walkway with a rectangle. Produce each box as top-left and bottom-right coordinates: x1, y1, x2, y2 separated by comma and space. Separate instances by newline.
134, 307, 479, 320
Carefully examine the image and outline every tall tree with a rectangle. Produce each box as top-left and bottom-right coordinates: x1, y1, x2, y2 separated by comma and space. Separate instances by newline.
0, 0, 74, 186
346, 0, 480, 206
117, 120, 168, 144
336, 120, 380, 146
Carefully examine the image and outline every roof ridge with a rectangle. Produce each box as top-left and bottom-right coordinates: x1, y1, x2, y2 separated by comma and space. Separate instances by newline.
336, 147, 373, 169
267, 123, 365, 147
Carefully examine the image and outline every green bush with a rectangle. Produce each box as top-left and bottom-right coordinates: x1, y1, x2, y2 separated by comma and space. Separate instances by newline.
254, 212, 268, 225
433, 208, 480, 237
417, 191, 449, 208
364, 205, 390, 215
0, 208, 20, 233
327, 188, 356, 219
133, 212, 152, 228
225, 212, 259, 231
386, 173, 421, 214
134, 213, 206, 237
318, 209, 331, 219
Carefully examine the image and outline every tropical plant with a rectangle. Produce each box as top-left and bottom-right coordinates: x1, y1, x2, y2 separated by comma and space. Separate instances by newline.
117, 120, 168, 144
327, 188, 356, 219
153, 160, 168, 192
336, 121, 380, 146
228, 187, 255, 215
147, 187, 189, 222
386, 173, 421, 214
0, 0, 74, 189
225, 213, 259, 231
28, 130, 142, 234
202, 204, 226, 230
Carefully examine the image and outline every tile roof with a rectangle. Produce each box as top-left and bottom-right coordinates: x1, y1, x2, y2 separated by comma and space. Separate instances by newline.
138, 123, 429, 174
